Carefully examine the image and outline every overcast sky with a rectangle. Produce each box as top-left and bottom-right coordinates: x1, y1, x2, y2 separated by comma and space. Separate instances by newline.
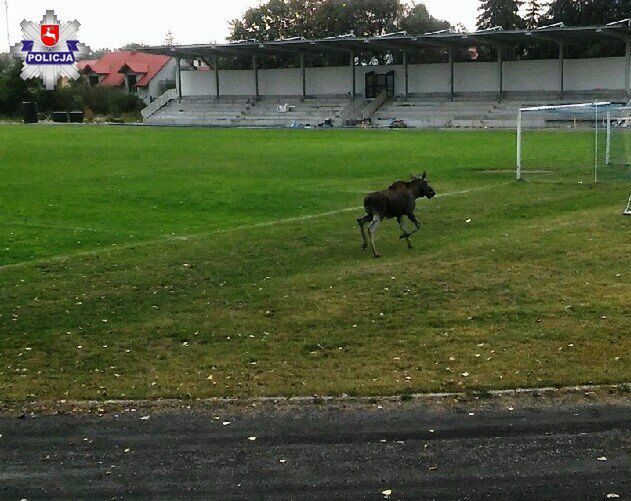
1, 0, 482, 51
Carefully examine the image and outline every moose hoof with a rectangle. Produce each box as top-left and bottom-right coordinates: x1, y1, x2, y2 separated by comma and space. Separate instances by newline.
373, 253, 382, 259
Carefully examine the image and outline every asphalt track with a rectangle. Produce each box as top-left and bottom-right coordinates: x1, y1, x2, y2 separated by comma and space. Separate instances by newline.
1, 400, 630, 500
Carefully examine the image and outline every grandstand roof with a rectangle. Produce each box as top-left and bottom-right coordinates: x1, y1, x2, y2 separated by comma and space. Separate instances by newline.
143, 20, 631, 59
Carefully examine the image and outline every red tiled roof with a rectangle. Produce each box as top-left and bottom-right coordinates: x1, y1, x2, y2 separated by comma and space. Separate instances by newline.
80, 51, 171, 87
119, 62, 149, 74
77, 59, 98, 72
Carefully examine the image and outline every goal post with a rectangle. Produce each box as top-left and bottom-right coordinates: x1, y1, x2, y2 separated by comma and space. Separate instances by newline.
516, 102, 631, 183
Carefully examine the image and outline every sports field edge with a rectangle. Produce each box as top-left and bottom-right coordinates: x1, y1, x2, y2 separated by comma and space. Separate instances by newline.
1, 382, 630, 416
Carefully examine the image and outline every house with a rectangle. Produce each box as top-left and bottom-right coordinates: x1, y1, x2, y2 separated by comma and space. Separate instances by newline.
77, 51, 177, 103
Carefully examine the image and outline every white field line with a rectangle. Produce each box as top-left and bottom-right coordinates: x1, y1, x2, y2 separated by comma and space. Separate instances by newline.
0, 220, 129, 235
206, 182, 511, 237
0, 182, 510, 272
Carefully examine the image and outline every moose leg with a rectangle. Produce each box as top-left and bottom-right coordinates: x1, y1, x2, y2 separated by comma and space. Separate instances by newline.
406, 212, 421, 237
357, 215, 371, 251
397, 216, 413, 249
368, 215, 382, 258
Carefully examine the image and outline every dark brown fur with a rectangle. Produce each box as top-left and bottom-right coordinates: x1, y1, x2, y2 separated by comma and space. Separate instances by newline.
357, 172, 435, 258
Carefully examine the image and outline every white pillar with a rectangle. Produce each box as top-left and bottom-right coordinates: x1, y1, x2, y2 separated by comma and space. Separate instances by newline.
594, 105, 599, 183
625, 38, 630, 98
606, 110, 611, 166
176, 58, 182, 101
516, 109, 522, 181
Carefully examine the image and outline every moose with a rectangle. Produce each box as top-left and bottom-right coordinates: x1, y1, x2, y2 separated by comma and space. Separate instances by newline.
357, 172, 436, 258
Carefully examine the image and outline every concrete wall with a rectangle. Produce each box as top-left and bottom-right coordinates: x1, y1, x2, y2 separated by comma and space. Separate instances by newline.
565, 57, 626, 91
136, 58, 178, 103
455, 62, 498, 92
180, 56, 628, 97
504, 60, 558, 91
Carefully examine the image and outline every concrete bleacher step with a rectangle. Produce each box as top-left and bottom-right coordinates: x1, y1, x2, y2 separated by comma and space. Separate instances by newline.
147, 94, 563, 129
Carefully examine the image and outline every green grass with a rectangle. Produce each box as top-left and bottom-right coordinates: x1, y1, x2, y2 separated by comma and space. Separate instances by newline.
1, 125, 629, 401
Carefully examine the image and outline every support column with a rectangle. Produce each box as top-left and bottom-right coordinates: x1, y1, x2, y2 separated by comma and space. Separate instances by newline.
252, 54, 259, 100
625, 38, 630, 98
403, 50, 409, 98
516, 109, 522, 181
176, 58, 182, 102
606, 110, 612, 166
497, 47, 504, 101
300, 53, 306, 101
448, 48, 454, 102
213, 56, 220, 99
558, 42, 565, 100
350, 51, 356, 98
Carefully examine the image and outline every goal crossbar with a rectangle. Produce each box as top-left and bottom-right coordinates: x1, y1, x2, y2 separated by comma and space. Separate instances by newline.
519, 102, 613, 113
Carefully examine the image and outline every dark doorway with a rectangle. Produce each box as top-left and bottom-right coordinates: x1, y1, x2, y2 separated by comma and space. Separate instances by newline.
365, 70, 395, 99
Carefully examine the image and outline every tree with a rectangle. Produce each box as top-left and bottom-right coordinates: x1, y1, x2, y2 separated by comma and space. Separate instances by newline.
119, 42, 151, 51
542, 0, 629, 56
229, 0, 451, 40
228, 0, 451, 66
544, 0, 631, 26
477, 0, 525, 30
400, 3, 451, 35
229, 0, 405, 42
542, 0, 581, 26
524, 0, 545, 29
83, 48, 110, 60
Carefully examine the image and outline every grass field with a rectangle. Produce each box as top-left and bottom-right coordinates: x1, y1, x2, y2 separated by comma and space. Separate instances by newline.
1, 125, 629, 401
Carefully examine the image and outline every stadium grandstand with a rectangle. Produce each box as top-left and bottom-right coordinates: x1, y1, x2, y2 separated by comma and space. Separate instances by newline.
141, 20, 631, 129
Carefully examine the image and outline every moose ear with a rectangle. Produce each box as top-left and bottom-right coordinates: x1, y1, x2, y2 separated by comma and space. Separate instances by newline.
410, 173, 418, 180
422, 171, 427, 180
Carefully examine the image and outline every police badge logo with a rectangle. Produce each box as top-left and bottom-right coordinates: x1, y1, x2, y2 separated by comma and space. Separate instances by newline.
10, 10, 91, 90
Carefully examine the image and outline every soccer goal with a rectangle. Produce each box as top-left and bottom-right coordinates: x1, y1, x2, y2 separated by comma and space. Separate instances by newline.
516, 102, 631, 183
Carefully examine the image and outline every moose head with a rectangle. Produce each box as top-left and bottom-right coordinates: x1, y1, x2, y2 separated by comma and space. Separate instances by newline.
411, 172, 436, 200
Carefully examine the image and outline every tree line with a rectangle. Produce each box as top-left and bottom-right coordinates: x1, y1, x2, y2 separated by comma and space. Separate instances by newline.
227, 0, 629, 66
230, 0, 630, 38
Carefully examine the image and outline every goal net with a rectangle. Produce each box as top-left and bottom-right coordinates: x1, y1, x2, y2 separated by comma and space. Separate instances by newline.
516, 102, 631, 183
